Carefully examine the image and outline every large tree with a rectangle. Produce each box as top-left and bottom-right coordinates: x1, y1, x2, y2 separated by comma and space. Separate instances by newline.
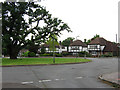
2, 2, 71, 59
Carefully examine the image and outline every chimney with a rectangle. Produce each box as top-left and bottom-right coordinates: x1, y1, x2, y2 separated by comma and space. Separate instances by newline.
84, 39, 87, 43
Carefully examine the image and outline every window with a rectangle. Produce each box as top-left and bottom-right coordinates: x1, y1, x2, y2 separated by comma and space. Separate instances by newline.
91, 51, 97, 55
71, 46, 79, 50
89, 45, 97, 49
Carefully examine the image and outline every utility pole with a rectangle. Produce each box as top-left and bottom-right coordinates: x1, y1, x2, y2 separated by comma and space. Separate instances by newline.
116, 34, 117, 43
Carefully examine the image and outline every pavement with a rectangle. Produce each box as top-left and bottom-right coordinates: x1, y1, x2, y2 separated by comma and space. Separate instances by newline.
2, 57, 118, 88
99, 72, 120, 87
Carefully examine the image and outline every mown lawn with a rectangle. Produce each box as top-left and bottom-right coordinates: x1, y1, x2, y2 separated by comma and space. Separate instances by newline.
2, 58, 92, 66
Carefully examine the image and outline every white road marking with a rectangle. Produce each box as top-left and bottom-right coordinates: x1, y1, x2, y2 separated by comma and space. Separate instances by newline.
39, 80, 42, 83
54, 79, 60, 81
22, 76, 83, 85
75, 77, 83, 79
39, 80, 52, 82
21, 81, 33, 84
42, 80, 52, 82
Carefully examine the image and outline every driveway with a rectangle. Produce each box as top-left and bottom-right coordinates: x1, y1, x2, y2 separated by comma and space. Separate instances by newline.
2, 57, 118, 88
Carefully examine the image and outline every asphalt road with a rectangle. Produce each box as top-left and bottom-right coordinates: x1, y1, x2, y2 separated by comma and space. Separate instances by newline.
2, 57, 118, 88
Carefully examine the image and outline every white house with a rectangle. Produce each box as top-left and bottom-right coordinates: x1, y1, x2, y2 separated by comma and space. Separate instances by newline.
38, 44, 67, 54
68, 40, 88, 55
88, 37, 119, 56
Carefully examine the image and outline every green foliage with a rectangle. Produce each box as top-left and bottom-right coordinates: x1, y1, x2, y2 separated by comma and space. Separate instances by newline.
27, 42, 39, 54
46, 34, 59, 51
62, 37, 74, 46
40, 53, 51, 56
2, 48, 8, 56
55, 53, 62, 57
22, 51, 30, 57
100, 53, 113, 57
85, 34, 100, 44
62, 52, 72, 56
41, 46, 46, 54
2, 2, 71, 59
40, 53, 62, 57
62, 37, 74, 52
28, 52, 36, 57
79, 51, 92, 57
91, 34, 100, 40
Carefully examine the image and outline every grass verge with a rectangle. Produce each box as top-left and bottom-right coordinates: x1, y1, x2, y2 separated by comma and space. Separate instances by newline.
2, 58, 91, 66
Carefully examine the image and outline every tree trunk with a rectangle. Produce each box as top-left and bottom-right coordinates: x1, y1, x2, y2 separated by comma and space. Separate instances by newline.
9, 48, 19, 59
67, 46, 69, 52
10, 54, 17, 59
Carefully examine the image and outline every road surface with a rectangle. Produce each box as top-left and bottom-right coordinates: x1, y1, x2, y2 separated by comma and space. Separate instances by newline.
2, 57, 118, 88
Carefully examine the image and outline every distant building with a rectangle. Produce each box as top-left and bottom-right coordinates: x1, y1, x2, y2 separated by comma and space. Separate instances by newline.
69, 40, 88, 55
38, 43, 67, 54
88, 37, 119, 56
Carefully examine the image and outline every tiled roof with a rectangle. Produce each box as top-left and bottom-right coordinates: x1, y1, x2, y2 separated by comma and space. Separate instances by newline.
88, 37, 107, 45
88, 37, 119, 52
104, 41, 118, 52
70, 40, 87, 47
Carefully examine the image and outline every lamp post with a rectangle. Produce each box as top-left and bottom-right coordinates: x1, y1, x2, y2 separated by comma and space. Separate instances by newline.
76, 36, 79, 58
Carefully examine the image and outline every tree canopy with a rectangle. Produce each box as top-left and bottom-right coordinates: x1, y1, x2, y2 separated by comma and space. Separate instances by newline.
62, 37, 74, 52
46, 35, 59, 51
85, 34, 100, 44
2, 2, 71, 59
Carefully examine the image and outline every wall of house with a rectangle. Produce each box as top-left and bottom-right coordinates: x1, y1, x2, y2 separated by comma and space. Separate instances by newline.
39, 47, 67, 53
83, 47, 88, 52
88, 45, 100, 51
88, 45, 105, 51
88, 45, 106, 56
68, 46, 87, 52
100, 46, 105, 51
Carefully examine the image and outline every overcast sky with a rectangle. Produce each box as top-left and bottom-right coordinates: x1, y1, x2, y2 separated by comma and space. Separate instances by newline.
39, 0, 119, 42
1, 0, 120, 42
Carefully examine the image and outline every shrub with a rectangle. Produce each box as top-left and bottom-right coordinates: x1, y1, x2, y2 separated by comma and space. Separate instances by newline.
40, 53, 51, 56
100, 53, 113, 57
56, 53, 62, 57
62, 52, 72, 56
79, 51, 92, 57
86, 53, 92, 57
28, 52, 36, 57
22, 51, 30, 57
41, 46, 46, 54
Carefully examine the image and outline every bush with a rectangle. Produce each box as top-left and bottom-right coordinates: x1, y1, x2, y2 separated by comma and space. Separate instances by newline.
40, 53, 51, 56
62, 52, 72, 56
28, 52, 36, 57
100, 53, 113, 57
22, 51, 30, 57
86, 53, 92, 57
56, 53, 62, 57
41, 46, 46, 54
79, 51, 92, 57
